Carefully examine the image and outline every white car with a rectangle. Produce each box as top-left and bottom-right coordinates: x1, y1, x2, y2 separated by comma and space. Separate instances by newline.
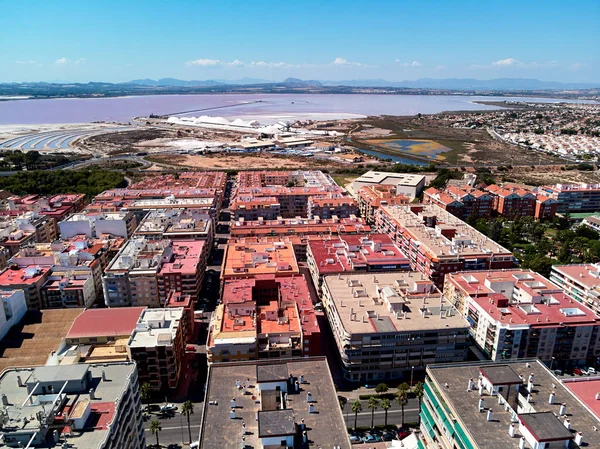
190, 442, 199, 449
589, 367, 597, 374
160, 403, 177, 412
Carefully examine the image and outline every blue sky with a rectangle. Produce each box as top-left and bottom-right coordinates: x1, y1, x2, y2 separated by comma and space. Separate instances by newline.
1, 0, 598, 83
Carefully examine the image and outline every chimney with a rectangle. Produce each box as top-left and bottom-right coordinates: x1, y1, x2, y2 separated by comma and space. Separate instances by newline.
549, 391, 555, 404
231, 398, 236, 408
559, 403, 566, 416
575, 432, 583, 446
309, 403, 315, 413
89, 388, 95, 400
487, 409, 493, 421
300, 418, 305, 430
242, 422, 246, 435
467, 378, 474, 392
529, 373, 534, 383
307, 392, 312, 403
508, 423, 516, 437
564, 418, 570, 430
527, 393, 532, 403
527, 381, 533, 393
1, 394, 8, 406
102, 370, 107, 381
303, 430, 308, 443
230, 409, 236, 419
479, 384, 484, 395
478, 397, 485, 412
519, 437, 526, 449
16, 375, 22, 387
241, 436, 245, 449
299, 374, 304, 384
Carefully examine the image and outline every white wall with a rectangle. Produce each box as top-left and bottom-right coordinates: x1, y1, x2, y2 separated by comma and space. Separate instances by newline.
0, 290, 27, 341
95, 219, 128, 238
59, 220, 92, 238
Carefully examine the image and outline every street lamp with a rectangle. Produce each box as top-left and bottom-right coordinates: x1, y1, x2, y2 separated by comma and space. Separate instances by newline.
550, 357, 555, 371
410, 366, 414, 386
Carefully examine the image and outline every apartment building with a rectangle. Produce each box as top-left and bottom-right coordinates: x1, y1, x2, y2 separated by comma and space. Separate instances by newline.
0, 246, 10, 271
422, 359, 599, 449
0, 265, 50, 310
307, 233, 410, 296
539, 183, 600, 213
58, 211, 136, 238
321, 272, 469, 382
40, 270, 96, 308
0, 212, 56, 256
134, 208, 213, 243
581, 215, 600, 233
444, 269, 600, 368
207, 275, 320, 363
199, 358, 351, 449
356, 184, 410, 224
0, 363, 145, 449
376, 204, 515, 286
87, 196, 218, 219
352, 171, 426, 199
0, 290, 27, 341
127, 308, 185, 391
157, 240, 206, 303
221, 240, 299, 280
230, 196, 281, 221
424, 185, 494, 219
307, 195, 358, 219
165, 291, 195, 343
551, 263, 600, 314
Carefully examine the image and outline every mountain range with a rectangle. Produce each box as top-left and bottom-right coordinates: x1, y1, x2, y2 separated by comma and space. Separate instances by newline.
127, 77, 599, 90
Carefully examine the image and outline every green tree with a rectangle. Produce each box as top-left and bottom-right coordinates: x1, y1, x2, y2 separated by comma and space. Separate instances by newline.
397, 388, 409, 428
140, 382, 152, 405
368, 396, 379, 430
351, 400, 362, 431
414, 382, 425, 425
375, 383, 389, 395
381, 398, 392, 427
181, 400, 195, 444
150, 419, 162, 448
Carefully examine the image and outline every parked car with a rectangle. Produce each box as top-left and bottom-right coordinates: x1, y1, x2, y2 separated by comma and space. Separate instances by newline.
573, 368, 583, 375
581, 368, 589, 375
588, 367, 596, 374
398, 430, 411, 439
349, 435, 362, 444
362, 434, 380, 443
553, 369, 563, 376
160, 403, 177, 412
186, 345, 197, 352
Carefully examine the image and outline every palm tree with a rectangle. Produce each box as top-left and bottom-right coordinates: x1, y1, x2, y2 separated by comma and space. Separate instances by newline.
367, 396, 379, 430
397, 389, 408, 428
381, 398, 392, 427
150, 419, 162, 448
414, 382, 424, 425
375, 383, 389, 395
351, 400, 362, 430
181, 400, 195, 443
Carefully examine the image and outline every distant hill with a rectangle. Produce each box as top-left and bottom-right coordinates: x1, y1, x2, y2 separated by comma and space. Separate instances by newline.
282, 78, 322, 87
128, 78, 225, 87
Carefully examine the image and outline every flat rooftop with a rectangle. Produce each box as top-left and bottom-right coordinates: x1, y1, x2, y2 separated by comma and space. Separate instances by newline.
354, 171, 425, 186
222, 241, 299, 278
0, 362, 137, 448
552, 264, 600, 290
0, 309, 82, 371
199, 358, 351, 449
380, 204, 514, 260
563, 378, 600, 421
322, 272, 468, 335
128, 308, 183, 348
426, 359, 600, 449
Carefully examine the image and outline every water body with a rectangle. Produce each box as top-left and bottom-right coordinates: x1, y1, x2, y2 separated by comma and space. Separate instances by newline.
355, 146, 430, 166
0, 93, 595, 125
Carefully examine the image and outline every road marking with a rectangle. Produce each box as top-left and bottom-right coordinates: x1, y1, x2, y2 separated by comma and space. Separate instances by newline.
145, 423, 201, 432
356, 407, 419, 416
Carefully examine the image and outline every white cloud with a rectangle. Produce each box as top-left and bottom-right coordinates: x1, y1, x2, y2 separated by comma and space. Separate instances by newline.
436, 65, 447, 71
185, 58, 221, 67
75, 58, 87, 65
395, 60, 422, 67
332, 57, 364, 67
492, 57, 519, 67
16, 60, 37, 65
55, 57, 69, 65
249, 61, 292, 68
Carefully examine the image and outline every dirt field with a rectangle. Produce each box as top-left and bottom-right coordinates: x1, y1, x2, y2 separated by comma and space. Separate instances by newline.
499, 165, 600, 186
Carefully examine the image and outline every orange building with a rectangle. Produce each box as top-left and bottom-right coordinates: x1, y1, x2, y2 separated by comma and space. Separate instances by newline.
221, 240, 299, 280
357, 185, 410, 224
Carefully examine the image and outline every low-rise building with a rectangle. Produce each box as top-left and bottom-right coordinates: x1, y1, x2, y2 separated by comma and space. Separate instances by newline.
444, 269, 600, 368
199, 358, 351, 449
550, 263, 600, 314
307, 234, 410, 296
207, 275, 319, 363
376, 204, 515, 286
352, 171, 426, 199
0, 363, 145, 449
134, 208, 213, 243
0, 265, 50, 310
59, 211, 137, 238
221, 240, 299, 281
0, 212, 56, 256
581, 215, 600, 233
0, 290, 27, 341
127, 308, 185, 391
321, 272, 469, 383
422, 359, 600, 449
356, 184, 411, 224
40, 270, 96, 308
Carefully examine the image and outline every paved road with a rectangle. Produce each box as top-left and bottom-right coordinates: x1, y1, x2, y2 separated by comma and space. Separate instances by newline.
143, 405, 202, 447
341, 397, 420, 429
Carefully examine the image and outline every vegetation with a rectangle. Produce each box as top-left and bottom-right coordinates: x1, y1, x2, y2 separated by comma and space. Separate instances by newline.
181, 400, 195, 444
381, 398, 392, 427
0, 150, 85, 171
150, 420, 162, 448
397, 383, 410, 428
0, 168, 125, 197
140, 383, 152, 405
351, 400, 362, 430
414, 382, 425, 426
367, 396, 379, 430
375, 383, 389, 395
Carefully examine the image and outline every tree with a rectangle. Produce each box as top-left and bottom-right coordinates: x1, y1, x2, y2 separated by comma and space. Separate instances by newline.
181, 400, 195, 444
150, 419, 162, 448
351, 400, 362, 430
414, 382, 425, 425
375, 383, 389, 395
397, 389, 409, 428
368, 396, 379, 430
381, 398, 392, 427
140, 382, 152, 405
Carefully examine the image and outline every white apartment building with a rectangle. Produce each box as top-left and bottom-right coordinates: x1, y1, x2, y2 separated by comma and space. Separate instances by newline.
0, 290, 27, 341
59, 211, 136, 238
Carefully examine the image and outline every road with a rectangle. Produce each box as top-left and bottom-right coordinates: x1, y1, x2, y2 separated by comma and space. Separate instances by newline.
143, 405, 202, 447
341, 397, 420, 429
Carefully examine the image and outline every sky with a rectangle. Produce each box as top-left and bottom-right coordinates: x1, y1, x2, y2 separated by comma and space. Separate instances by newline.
1, 0, 598, 84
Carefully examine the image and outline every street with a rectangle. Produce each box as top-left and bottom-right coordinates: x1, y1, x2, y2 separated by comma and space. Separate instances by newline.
143, 404, 202, 447
340, 397, 420, 429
